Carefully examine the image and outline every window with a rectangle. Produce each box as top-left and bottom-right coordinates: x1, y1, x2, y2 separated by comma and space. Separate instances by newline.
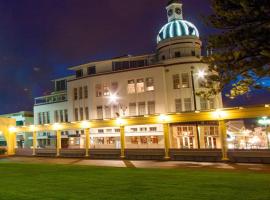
175, 99, 182, 113
80, 107, 84, 120
105, 106, 111, 119
112, 105, 119, 118
138, 102, 146, 115
60, 110, 64, 122
46, 112, 50, 124
136, 79, 145, 93
191, 50, 196, 56
56, 80, 66, 91
96, 84, 102, 97
103, 83, 110, 96
175, 51, 181, 58
148, 101, 155, 115
162, 55, 166, 60
84, 86, 88, 99
181, 73, 190, 88
87, 66, 96, 75
79, 87, 83, 99
97, 106, 103, 119
74, 108, 78, 121
38, 113, 42, 125
146, 78, 154, 91
127, 80, 136, 94
76, 69, 83, 78
200, 98, 208, 110
129, 103, 137, 116
149, 127, 157, 132
85, 107, 89, 120
64, 110, 68, 122
111, 82, 118, 93
54, 110, 59, 123
184, 98, 192, 111
42, 112, 46, 124
173, 74, 180, 89
74, 88, 78, 100
209, 99, 215, 109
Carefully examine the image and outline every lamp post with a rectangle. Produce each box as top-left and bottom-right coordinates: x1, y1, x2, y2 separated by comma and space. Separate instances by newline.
258, 117, 270, 149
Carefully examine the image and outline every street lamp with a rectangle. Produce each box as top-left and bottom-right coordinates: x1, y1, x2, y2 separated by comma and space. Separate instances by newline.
258, 116, 270, 149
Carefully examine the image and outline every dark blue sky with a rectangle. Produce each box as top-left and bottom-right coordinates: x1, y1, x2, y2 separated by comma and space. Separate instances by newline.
0, 0, 269, 114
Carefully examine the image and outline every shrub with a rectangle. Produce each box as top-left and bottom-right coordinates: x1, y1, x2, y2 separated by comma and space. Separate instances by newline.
0, 148, 7, 155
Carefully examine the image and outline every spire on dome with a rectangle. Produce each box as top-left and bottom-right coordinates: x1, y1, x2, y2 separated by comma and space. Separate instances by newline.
166, 0, 183, 22
167, 0, 182, 6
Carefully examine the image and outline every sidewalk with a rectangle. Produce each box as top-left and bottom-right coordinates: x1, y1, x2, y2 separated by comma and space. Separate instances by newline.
1, 156, 270, 172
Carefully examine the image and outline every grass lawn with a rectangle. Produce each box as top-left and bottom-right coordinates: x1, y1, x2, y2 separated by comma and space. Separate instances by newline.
0, 163, 269, 200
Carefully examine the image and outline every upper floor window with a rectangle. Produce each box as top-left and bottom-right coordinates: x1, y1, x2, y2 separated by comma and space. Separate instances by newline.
84, 86, 88, 98
97, 106, 103, 119
74, 108, 78, 121
56, 80, 66, 91
138, 102, 146, 115
80, 107, 84, 120
54, 110, 59, 123
111, 82, 118, 93
103, 83, 110, 96
85, 107, 89, 120
74, 88, 78, 100
64, 109, 68, 122
76, 69, 83, 78
181, 73, 190, 88
175, 99, 182, 113
173, 74, 180, 89
129, 103, 137, 116
87, 66, 96, 75
96, 84, 102, 97
209, 98, 215, 109
127, 80, 136, 94
146, 78, 154, 91
79, 87, 83, 99
200, 98, 208, 110
147, 101, 155, 115
136, 79, 145, 93
191, 50, 196, 56
175, 51, 181, 58
184, 98, 192, 112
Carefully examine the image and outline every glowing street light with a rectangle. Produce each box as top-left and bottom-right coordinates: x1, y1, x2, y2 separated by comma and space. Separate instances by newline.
258, 116, 270, 149
109, 94, 119, 104
198, 70, 207, 79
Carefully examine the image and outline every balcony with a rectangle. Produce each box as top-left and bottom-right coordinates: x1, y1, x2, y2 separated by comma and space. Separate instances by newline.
34, 91, 67, 106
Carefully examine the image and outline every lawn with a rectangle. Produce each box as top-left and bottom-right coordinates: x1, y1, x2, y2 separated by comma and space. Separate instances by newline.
0, 163, 269, 200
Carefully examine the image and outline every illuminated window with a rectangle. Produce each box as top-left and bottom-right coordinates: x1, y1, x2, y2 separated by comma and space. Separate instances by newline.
127, 80, 136, 94
200, 98, 208, 110
184, 98, 192, 111
129, 103, 137, 116
146, 78, 154, 91
181, 73, 190, 88
175, 99, 182, 113
84, 86, 88, 98
80, 107, 84, 120
173, 74, 180, 89
74, 108, 78, 121
97, 106, 103, 119
105, 106, 111, 119
74, 88, 78, 100
138, 102, 146, 115
148, 101, 155, 115
79, 87, 83, 99
136, 79, 145, 93
103, 83, 110, 96
96, 84, 102, 97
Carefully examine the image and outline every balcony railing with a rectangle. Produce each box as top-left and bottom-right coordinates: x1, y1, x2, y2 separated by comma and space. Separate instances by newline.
34, 91, 67, 106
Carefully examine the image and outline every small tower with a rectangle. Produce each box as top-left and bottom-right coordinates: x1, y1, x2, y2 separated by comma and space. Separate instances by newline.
166, 0, 183, 22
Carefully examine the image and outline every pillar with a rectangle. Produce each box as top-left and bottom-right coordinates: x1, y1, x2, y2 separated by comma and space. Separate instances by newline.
120, 126, 125, 159
32, 131, 37, 156
219, 120, 229, 161
6, 132, 16, 156
56, 130, 61, 157
163, 123, 170, 160
85, 128, 90, 157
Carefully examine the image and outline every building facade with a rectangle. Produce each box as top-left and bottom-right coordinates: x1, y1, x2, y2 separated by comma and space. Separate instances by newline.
32, 0, 223, 151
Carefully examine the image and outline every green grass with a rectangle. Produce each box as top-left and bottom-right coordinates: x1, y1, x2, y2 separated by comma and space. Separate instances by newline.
0, 163, 269, 200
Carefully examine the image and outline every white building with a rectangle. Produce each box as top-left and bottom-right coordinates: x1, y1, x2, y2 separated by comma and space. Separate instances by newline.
34, 0, 223, 150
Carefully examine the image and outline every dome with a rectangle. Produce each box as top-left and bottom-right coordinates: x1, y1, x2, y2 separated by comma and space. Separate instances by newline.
157, 20, 199, 43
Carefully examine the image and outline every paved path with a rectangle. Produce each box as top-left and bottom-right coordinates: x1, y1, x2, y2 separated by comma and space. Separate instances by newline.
1, 156, 270, 173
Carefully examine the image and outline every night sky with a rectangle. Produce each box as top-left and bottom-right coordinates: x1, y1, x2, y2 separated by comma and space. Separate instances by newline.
0, 0, 269, 114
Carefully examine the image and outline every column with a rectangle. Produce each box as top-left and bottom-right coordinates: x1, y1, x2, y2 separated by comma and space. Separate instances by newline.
32, 131, 37, 156
219, 120, 229, 161
163, 123, 170, 160
56, 130, 61, 157
6, 132, 16, 156
120, 126, 125, 159
85, 128, 90, 157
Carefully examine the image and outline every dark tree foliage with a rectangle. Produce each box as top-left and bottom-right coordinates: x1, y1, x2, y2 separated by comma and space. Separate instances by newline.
199, 0, 270, 99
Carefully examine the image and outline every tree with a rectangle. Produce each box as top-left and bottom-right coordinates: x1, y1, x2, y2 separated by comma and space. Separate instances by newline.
199, 0, 270, 99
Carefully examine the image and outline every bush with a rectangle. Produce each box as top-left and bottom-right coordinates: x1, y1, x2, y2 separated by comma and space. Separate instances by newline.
0, 148, 7, 155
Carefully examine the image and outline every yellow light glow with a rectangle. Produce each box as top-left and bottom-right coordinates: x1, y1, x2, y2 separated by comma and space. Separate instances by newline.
265, 104, 270, 108
116, 118, 125, 126
158, 114, 169, 122
9, 126, 17, 133
0, 131, 3, 136
80, 121, 91, 129
29, 125, 36, 131
198, 70, 207, 79
109, 94, 119, 104
212, 109, 227, 119
52, 123, 62, 131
